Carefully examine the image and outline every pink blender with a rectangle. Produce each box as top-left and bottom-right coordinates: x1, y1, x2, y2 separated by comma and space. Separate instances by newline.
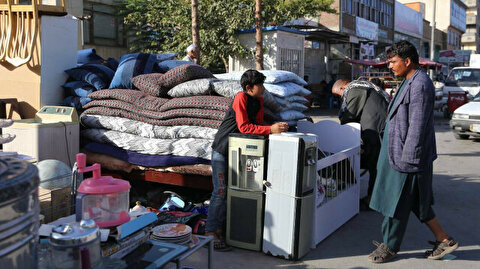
75, 153, 130, 228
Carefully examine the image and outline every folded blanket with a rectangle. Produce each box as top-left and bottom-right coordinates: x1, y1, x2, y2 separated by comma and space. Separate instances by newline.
83, 99, 226, 121
82, 107, 222, 129
82, 129, 213, 160
88, 89, 168, 111
84, 142, 210, 167
81, 115, 218, 140
159, 95, 231, 112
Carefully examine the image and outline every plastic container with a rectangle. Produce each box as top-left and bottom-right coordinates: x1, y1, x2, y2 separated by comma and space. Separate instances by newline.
49, 219, 101, 269
75, 153, 130, 228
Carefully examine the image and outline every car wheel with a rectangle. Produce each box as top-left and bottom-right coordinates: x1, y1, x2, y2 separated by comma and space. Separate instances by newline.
443, 108, 450, 119
453, 133, 469, 140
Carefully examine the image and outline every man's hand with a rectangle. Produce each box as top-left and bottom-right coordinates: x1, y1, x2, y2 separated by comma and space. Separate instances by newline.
271, 122, 289, 134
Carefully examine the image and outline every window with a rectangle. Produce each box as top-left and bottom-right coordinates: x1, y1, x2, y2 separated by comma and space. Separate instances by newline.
83, 1, 125, 47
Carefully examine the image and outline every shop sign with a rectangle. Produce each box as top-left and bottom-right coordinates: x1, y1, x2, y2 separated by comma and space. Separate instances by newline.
439, 50, 471, 63
356, 17, 378, 41
360, 43, 375, 59
394, 2, 423, 39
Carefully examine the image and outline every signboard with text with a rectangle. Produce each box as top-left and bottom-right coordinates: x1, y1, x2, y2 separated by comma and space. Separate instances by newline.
439, 50, 471, 63
356, 17, 378, 41
394, 1, 423, 39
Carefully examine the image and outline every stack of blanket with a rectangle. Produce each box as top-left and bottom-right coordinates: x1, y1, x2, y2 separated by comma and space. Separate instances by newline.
74, 52, 310, 176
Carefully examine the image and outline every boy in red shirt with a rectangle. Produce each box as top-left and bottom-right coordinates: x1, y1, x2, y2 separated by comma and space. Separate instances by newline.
206, 70, 288, 251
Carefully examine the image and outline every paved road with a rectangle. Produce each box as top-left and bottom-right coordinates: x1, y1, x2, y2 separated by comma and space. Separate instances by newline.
176, 109, 480, 269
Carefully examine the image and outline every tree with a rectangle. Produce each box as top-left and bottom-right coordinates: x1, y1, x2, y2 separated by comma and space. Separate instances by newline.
255, 0, 263, 70
191, 0, 200, 64
117, 0, 335, 72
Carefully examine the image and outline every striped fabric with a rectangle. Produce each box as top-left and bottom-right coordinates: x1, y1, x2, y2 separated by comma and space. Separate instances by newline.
88, 89, 168, 111
109, 53, 158, 89
159, 96, 232, 112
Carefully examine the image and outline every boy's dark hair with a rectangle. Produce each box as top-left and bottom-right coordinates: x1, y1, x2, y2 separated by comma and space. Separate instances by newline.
240, 69, 266, 91
386, 40, 419, 65
370, 78, 384, 89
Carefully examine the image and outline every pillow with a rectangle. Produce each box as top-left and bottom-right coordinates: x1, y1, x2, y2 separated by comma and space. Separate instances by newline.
109, 53, 158, 89
262, 90, 283, 113
77, 48, 104, 65
274, 95, 309, 106
156, 53, 178, 62
211, 80, 243, 98
159, 96, 232, 112
297, 87, 312, 96
264, 82, 307, 97
167, 78, 216, 98
157, 60, 193, 73
131, 73, 166, 97
65, 64, 115, 90
62, 81, 96, 97
215, 70, 307, 85
278, 110, 306, 121
282, 102, 308, 112
160, 64, 215, 90
106, 57, 119, 71
62, 96, 92, 111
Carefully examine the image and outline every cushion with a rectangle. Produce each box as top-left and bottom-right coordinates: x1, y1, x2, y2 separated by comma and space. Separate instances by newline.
282, 102, 308, 112
274, 95, 309, 106
157, 60, 193, 73
160, 64, 215, 90
264, 82, 308, 97
77, 48, 104, 65
62, 81, 96, 97
215, 70, 307, 85
156, 53, 178, 63
167, 78, 216, 98
65, 64, 115, 90
106, 57, 119, 71
131, 73, 166, 97
62, 96, 92, 111
159, 96, 232, 112
262, 90, 283, 113
211, 80, 243, 98
109, 53, 158, 89
278, 110, 306, 121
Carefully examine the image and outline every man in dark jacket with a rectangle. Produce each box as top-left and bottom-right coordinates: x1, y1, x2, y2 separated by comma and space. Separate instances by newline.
368, 40, 458, 263
332, 79, 390, 206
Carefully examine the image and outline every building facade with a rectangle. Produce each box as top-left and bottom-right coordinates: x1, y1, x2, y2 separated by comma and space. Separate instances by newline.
461, 0, 480, 53
398, 0, 467, 51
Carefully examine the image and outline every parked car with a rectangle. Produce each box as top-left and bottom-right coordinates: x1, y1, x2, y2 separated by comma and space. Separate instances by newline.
450, 92, 480, 139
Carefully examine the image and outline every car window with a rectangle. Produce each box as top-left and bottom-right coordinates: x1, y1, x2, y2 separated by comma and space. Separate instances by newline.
448, 69, 480, 82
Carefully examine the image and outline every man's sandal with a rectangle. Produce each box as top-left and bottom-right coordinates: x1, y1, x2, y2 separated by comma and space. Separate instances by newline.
424, 237, 458, 260
368, 240, 397, 263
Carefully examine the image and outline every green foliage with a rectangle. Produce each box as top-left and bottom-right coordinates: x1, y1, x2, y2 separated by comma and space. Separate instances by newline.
116, 0, 334, 72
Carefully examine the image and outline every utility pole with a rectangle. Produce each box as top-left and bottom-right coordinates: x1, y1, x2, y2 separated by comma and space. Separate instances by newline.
255, 0, 263, 70
430, 0, 436, 79
191, 0, 200, 65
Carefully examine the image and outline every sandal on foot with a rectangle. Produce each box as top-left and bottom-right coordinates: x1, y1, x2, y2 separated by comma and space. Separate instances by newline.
213, 239, 232, 252
368, 240, 397, 263
424, 237, 458, 260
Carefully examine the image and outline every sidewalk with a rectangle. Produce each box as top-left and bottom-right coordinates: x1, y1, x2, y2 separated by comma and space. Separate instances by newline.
170, 109, 480, 269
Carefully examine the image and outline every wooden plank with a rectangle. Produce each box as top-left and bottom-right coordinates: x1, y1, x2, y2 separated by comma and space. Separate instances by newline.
132, 170, 213, 191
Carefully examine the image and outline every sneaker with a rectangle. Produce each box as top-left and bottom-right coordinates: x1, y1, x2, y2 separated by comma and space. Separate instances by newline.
424, 237, 458, 260
368, 240, 397, 263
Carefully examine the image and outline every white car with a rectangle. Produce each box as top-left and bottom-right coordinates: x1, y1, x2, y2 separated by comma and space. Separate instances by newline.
450, 93, 480, 139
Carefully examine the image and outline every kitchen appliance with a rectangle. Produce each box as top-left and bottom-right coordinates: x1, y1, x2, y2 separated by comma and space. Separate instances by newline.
3, 106, 79, 167
75, 153, 130, 228
0, 156, 39, 268
263, 132, 317, 260
49, 219, 101, 269
226, 133, 267, 251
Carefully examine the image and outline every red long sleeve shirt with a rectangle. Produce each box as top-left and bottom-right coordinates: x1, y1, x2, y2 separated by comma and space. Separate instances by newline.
212, 92, 271, 156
